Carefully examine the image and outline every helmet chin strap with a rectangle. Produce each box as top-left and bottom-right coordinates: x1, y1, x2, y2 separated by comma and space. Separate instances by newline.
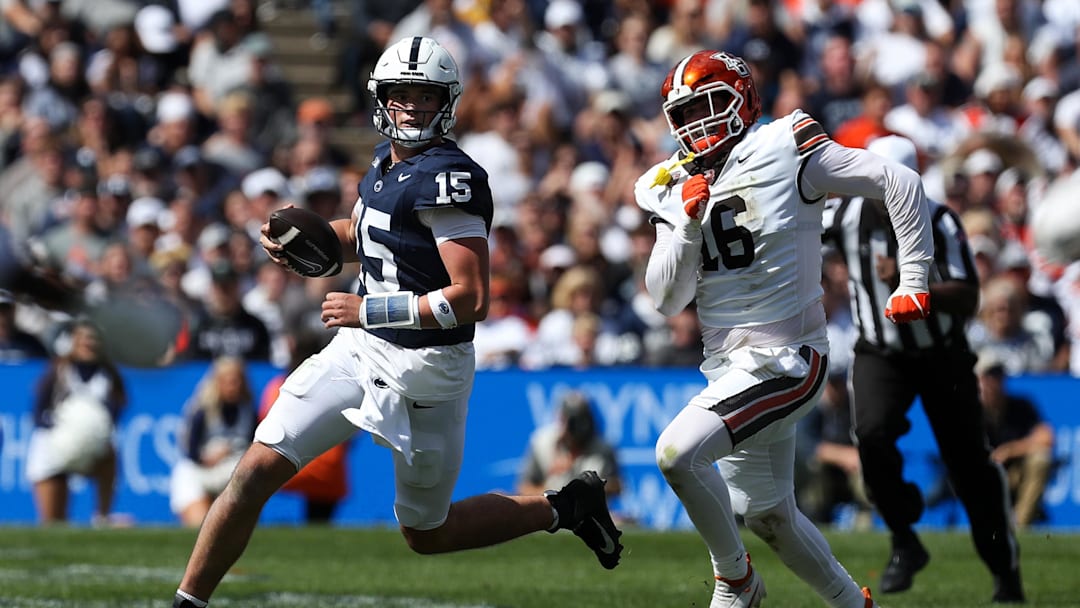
387, 109, 448, 147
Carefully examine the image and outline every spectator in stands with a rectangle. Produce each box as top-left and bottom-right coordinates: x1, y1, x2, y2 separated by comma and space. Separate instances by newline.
189, 260, 271, 361
474, 273, 533, 370
169, 144, 239, 221
0, 288, 47, 362
240, 166, 289, 237
298, 165, 343, 222
957, 63, 1025, 137
884, 72, 968, 164
795, 363, 871, 529
805, 29, 863, 136
31, 179, 111, 284
170, 355, 256, 527
241, 258, 291, 367
201, 89, 264, 175
293, 97, 350, 168
148, 90, 198, 165
646, 0, 711, 70
975, 352, 1055, 528
968, 273, 1056, 375
257, 332, 348, 523
518, 391, 621, 498
533, 0, 609, 134
459, 89, 531, 228
522, 264, 631, 368
641, 305, 703, 367
187, 9, 258, 117
124, 195, 165, 269
0, 122, 65, 244
832, 81, 895, 149
606, 12, 666, 121
26, 319, 125, 525
390, 0, 484, 78
958, 147, 1005, 211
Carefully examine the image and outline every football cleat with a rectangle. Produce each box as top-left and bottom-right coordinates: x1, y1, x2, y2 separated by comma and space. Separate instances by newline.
880, 540, 929, 593
991, 569, 1025, 603
545, 471, 623, 569
711, 555, 765, 608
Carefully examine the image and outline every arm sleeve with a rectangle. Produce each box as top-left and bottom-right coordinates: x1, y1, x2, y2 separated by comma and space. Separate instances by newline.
417, 207, 488, 244
645, 219, 702, 316
802, 141, 934, 290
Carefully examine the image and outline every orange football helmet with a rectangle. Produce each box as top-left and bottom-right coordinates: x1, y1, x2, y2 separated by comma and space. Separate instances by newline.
661, 50, 762, 160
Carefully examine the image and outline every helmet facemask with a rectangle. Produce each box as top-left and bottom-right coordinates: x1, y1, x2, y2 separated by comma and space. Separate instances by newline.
372, 83, 455, 148
664, 81, 747, 161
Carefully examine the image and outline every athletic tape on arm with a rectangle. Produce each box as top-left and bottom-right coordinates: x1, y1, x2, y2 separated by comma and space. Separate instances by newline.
360, 292, 422, 329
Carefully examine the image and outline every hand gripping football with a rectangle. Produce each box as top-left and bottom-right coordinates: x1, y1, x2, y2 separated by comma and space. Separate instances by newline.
268, 207, 343, 278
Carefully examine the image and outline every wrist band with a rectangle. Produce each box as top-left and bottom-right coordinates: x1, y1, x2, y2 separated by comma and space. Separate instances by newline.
360, 291, 421, 329
428, 288, 459, 329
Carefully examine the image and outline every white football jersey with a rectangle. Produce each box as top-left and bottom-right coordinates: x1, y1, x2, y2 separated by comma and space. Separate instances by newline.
636, 110, 831, 330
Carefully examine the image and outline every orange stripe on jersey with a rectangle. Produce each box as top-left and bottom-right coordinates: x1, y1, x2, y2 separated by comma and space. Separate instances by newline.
794, 117, 829, 155
715, 346, 827, 445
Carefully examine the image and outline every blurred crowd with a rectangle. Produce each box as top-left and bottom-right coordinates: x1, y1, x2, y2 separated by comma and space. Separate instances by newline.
1, 0, 1079, 377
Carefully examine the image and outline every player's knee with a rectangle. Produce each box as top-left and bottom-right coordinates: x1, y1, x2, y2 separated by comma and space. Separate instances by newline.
655, 438, 697, 484
227, 445, 295, 503
744, 503, 790, 545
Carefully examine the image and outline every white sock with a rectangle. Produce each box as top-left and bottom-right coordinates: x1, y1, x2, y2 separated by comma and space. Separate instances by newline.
175, 589, 208, 607
744, 495, 865, 608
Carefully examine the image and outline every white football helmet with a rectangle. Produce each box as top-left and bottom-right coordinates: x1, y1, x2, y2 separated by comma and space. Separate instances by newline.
368, 37, 463, 147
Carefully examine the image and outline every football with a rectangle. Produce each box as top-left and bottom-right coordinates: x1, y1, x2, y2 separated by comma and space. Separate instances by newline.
268, 207, 343, 278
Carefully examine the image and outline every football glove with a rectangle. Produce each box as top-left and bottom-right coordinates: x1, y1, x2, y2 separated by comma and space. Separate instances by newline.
681, 174, 710, 220
884, 289, 931, 323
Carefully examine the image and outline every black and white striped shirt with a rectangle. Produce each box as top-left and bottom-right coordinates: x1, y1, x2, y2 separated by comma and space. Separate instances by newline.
823, 197, 978, 352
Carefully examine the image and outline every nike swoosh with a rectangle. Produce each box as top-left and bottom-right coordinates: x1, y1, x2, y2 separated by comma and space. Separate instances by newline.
736, 154, 752, 164
590, 517, 617, 554
412, 403, 434, 409
398, 173, 412, 182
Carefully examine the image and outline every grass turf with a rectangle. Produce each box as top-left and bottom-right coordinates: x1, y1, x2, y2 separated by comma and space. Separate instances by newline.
0, 526, 1077, 607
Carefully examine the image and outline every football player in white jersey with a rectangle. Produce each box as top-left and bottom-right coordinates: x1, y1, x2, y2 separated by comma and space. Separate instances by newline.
635, 50, 935, 608
172, 37, 622, 608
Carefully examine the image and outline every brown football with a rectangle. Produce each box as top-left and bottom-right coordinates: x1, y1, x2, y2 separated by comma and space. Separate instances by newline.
268, 207, 343, 278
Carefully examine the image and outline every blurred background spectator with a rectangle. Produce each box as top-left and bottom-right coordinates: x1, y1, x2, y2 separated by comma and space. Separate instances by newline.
26, 319, 125, 525
517, 391, 621, 498
975, 352, 1055, 528
170, 355, 256, 527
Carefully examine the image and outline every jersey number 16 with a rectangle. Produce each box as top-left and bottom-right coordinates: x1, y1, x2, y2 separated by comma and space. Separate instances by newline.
702, 195, 755, 271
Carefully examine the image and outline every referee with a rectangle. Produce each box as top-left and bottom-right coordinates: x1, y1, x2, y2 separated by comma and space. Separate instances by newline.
823, 136, 1024, 603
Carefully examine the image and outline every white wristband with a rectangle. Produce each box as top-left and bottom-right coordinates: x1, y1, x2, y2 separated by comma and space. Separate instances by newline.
360, 291, 421, 329
428, 288, 459, 329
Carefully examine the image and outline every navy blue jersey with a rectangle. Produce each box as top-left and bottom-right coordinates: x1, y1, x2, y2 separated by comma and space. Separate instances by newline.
355, 139, 493, 348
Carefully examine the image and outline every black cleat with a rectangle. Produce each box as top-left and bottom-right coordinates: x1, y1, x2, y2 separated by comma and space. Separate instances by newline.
173, 595, 202, 608
545, 471, 623, 569
879, 539, 930, 593
992, 569, 1025, 604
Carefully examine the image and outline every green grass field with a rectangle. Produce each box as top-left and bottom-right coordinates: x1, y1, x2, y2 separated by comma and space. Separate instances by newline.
1, 526, 1078, 607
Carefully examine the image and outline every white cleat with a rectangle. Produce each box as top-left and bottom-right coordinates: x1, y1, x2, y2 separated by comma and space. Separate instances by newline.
711, 556, 766, 608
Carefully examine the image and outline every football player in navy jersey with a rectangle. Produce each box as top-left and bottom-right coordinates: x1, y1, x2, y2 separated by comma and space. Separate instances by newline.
636, 50, 936, 608
172, 37, 622, 608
